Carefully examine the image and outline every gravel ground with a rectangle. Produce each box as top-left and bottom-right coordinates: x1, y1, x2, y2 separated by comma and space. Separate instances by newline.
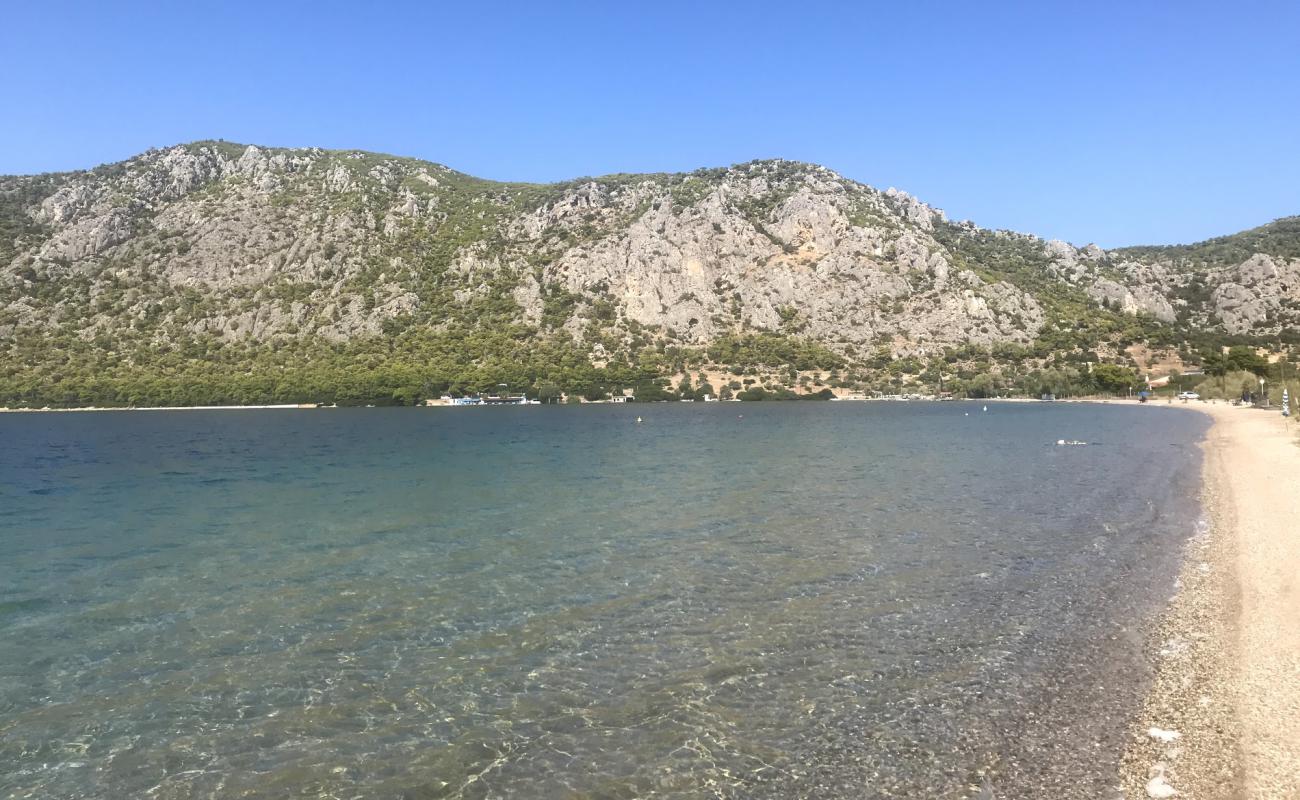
1121, 403, 1299, 799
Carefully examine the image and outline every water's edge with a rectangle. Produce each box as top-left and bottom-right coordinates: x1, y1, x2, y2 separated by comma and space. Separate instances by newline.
1121, 409, 1243, 798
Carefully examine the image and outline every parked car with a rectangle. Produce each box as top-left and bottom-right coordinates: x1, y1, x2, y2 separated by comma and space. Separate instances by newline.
1177, 391, 1200, 400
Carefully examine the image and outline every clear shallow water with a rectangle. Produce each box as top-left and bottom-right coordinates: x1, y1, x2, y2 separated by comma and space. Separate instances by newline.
0, 403, 1207, 799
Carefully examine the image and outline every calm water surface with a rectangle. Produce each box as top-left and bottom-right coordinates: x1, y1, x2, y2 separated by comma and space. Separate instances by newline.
0, 403, 1207, 798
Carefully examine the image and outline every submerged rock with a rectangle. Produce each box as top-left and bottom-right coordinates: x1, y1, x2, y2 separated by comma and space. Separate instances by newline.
1146, 763, 1180, 798
1147, 727, 1182, 743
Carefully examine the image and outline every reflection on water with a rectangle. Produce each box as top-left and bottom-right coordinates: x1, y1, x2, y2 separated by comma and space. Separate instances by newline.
0, 403, 1206, 798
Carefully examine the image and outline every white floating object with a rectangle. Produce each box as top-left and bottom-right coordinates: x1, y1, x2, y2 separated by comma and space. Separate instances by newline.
1147, 727, 1182, 743
635, 417, 642, 423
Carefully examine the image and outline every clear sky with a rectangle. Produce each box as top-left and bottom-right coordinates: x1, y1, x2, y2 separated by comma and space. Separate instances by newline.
4, 0, 1297, 247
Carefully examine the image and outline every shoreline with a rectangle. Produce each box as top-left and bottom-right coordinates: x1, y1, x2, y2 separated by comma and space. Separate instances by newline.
0, 404, 324, 413
0, 395, 1204, 413
1122, 403, 1300, 798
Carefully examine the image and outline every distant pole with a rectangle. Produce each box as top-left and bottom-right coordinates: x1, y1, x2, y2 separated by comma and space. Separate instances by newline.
1282, 348, 1291, 416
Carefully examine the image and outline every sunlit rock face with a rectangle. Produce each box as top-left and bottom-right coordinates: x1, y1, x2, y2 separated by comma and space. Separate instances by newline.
2, 141, 1298, 353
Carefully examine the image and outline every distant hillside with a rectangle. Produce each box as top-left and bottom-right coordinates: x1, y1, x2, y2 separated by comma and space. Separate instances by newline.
1, 141, 1296, 406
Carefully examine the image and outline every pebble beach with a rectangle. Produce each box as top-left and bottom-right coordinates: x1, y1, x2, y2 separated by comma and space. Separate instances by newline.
1123, 402, 1300, 799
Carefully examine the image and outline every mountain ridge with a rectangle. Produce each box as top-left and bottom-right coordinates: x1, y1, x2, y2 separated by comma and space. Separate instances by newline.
1, 141, 1297, 406
10, 140, 1289, 251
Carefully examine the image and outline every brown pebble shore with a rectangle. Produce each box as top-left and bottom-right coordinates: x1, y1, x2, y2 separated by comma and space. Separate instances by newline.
1120, 402, 1300, 799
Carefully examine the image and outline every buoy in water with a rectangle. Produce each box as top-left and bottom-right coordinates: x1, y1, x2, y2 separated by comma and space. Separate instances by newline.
636, 417, 642, 423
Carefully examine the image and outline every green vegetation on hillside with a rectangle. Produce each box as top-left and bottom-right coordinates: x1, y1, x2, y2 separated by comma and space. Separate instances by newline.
3, 142, 1298, 407
1115, 216, 1300, 267
0, 174, 63, 265
0, 323, 855, 407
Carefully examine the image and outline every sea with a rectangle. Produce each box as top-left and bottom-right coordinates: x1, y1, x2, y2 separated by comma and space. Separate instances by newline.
0, 402, 1208, 798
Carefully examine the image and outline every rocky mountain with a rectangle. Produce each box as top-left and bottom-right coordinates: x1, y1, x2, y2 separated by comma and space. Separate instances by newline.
1, 141, 1296, 405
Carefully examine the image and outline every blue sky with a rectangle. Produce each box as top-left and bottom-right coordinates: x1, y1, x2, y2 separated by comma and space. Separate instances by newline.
4, 1, 1297, 247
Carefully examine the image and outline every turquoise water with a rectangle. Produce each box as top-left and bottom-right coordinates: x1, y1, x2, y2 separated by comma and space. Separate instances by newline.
0, 403, 1206, 798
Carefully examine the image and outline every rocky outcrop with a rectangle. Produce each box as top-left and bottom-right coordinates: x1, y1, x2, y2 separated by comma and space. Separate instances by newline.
1209, 254, 1300, 334
1087, 275, 1178, 323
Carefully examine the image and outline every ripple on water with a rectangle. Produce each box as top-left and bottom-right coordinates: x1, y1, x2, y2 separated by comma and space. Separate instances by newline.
0, 403, 1207, 798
